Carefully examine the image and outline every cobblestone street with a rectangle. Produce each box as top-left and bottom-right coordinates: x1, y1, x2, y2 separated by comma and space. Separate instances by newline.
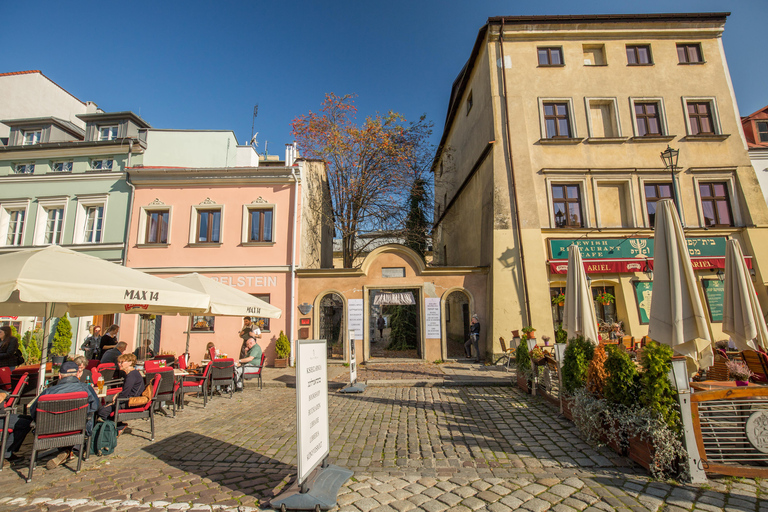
0, 367, 766, 512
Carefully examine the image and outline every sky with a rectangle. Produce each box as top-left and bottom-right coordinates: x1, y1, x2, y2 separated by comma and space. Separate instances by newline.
3, 0, 767, 153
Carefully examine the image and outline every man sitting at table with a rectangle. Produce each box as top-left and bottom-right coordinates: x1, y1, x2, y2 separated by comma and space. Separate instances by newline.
234, 338, 262, 391
101, 341, 127, 365
31, 361, 100, 470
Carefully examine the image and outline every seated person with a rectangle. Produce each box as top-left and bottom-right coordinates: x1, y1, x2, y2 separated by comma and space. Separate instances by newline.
101, 341, 127, 366
29, 361, 100, 470
204, 342, 216, 361
97, 353, 145, 435
133, 339, 155, 360
73, 355, 93, 384
234, 338, 262, 391
1, 391, 33, 466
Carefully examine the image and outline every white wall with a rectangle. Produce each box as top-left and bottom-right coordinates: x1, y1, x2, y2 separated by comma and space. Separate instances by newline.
751, 149, 768, 206
142, 130, 240, 168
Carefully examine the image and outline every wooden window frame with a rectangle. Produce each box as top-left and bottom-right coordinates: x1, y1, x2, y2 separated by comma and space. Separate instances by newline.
196, 209, 221, 244
677, 43, 703, 64
543, 102, 572, 138
537, 47, 564, 66
551, 183, 584, 228
698, 181, 733, 228
634, 102, 662, 137
643, 182, 676, 227
756, 121, 768, 143
626, 44, 652, 66
247, 208, 273, 243
146, 210, 169, 244
686, 101, 715, 135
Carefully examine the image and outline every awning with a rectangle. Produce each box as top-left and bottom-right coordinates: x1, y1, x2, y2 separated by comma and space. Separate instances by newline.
548, 256, 753, 274
374, 292, 416, 305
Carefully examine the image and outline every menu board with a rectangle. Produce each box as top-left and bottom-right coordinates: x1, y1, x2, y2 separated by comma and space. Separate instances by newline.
347, 299, 364, 339
425, 298, 441, 338
296, 339, 329, 484
702, 279, 725, 323
633, 281, 654, 325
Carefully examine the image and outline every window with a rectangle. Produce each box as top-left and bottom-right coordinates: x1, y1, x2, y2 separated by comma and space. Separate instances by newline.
5, 210, 25, 246
22, 130, 42, 146
14, 163, 35, 174
191, 316, 215, 332
699, 182, 732, 227
626, 45, 652, 65
197, 209, 221, 243
146, 211, 169, 244
587, 99, 619, 138
43, 208, 64, 244
247, 208, 273, 243
98, 125, 118, 141
538, 47, 563, 66
90, 159, 113, 171
52, 161, 73, 173
551, 287, 566, 325
551, 184, 583, 228
687, 102, 715, 135
644, 183, 675, 227
677, 43, 703, 64
251, 294, 272, 332
582, 45, 606, 66
543, 102, 572, 138
83, 206, 104, 243
592, 286, 616, 324
466, 91, 473, 115
758, 121, 768, 143
634, 102, 662, 136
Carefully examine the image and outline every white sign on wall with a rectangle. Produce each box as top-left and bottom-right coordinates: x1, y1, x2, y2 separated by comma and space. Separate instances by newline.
296, 339, 329, 484
347, 299, 364, 339
210, 276, 278, 288
425, 297, 441, 339
349, 330, 357, 384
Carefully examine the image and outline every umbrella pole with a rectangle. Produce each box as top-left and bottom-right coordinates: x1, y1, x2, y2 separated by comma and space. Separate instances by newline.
185, 315, 192, 356
38, 303, 55, 393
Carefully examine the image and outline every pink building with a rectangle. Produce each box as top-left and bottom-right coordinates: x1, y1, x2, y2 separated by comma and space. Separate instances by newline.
120, 131, 332, 365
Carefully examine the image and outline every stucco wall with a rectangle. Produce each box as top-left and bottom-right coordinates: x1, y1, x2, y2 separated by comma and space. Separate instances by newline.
142, 130, 239, 168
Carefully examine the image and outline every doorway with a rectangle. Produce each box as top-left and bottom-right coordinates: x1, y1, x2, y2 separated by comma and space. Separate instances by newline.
319, 293, 344, 360
136, 314, 162, 361
445, 290, 470, 359
369, 288, 421, 359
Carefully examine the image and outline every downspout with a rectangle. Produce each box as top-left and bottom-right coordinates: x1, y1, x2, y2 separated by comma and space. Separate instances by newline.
289, 149, 300, 366
498, 19, 532, 327
119, 140, 136, 330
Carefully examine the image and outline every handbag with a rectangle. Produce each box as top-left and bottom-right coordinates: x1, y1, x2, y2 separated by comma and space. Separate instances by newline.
127, 382, 152, 407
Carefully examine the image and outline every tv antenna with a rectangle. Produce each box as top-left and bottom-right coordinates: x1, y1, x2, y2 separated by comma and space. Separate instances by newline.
250, 104, 259, 146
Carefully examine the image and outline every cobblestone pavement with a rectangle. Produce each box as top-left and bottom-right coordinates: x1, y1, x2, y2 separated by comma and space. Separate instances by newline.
0, 381, 766, 512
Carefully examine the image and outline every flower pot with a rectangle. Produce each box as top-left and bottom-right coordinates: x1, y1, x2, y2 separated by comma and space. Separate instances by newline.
557, 302, 564, 307
273, 358, 288, 368
511, 330, 520, 338
735, 380, 749, 386
51, 355, 66, 365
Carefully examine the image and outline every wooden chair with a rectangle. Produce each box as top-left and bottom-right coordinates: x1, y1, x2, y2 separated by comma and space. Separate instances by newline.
495, 337, 515, 372
621, 336, 635, 351
741, 350, 768, 382
113, 374, 162, 441
707, 349, 730, 381
243, 353, 267, 390
640, 336, 651, 347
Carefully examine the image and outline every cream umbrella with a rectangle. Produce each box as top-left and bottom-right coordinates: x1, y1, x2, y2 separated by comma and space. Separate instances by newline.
0, 246, 210, 390
648, 199, 713, 373
563, 244, 600, 345
722, 239, 767, 351
166, 273, 282, 354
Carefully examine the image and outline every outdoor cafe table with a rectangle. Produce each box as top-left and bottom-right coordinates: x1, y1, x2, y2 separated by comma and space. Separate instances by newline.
691, 380, 767, 392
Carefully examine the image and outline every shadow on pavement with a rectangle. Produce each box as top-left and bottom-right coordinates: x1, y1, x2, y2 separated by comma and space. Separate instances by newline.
143, 431, 296, 503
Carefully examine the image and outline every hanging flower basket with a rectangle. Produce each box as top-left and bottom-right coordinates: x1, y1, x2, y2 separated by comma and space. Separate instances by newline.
595, 292, 615, 306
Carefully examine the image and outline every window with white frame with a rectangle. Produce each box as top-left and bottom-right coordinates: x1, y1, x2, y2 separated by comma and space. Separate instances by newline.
14, 163, 35, 174
247, 208, 273, 242
83, 206, 104, 243
683, 98, 720, 136
90, 159, 113, 171
5, 209, 26, 246
586, 99, 620, 138
33, 199, 68, 246
22, 130, 42, 146
629, 98, 668, 137
98, 125, 118, 141
52, 161, 73, 173
43, 207, 65, 244
73, 196, 108, 245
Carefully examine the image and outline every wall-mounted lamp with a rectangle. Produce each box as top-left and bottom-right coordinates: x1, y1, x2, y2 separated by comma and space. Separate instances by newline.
716, 269, 724, 282
643, 259, 654, 281
298, 302, 313, 315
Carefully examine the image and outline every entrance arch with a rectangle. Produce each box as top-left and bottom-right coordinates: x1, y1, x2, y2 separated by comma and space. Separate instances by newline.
317, 292, 345, 360
443, 288, 472, 360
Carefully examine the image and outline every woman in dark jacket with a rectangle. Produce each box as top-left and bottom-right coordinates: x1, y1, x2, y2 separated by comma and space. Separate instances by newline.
0, 326, 20, 369
97, 353, 145, 434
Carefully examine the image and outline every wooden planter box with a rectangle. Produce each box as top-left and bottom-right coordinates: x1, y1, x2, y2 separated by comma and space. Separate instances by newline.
273, 358, 288, 368
628, 434, 654, 471
601, 418, 627, 456
562, 397, 573, 420
517, 371, 529, 393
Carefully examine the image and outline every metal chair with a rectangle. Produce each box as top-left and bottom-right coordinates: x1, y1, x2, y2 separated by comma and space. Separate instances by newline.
145, 367, 177, 417
113, 374, 161, 441
180, 362, 213, 408
211, 358, 235, 398
243, 353, 267, 389
4, 373, 28, 414
494, 337, 515, 371
27, 391, 89, 482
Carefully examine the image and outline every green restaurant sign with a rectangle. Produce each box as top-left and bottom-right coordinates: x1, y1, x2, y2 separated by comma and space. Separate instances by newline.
549, 237, 727, 260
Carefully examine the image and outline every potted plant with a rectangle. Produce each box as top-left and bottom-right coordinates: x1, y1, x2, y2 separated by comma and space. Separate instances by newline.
50, 314, 73, 365
541, 335, 551, 347
522, 326, 536, 339
726, 360, 754, 386
529, 346, 546, 366
274, 330, 290, 368
551, 293, 566, 307
595, 291, 615, 306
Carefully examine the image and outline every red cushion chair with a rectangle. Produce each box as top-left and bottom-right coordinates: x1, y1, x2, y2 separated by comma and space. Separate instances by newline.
208, 346, 216, 362
210, 358, 236, 398
4, 373, 28, 414
86, 359, 101, 371
144, 367, 178, 417
243, 353, 266, 390
26, 391, 89, 482
112, 373, 161, 441
144, 360, 161, 372
177, 353, 188, 371
180, 362, 212, 408
0, 367, 11, 392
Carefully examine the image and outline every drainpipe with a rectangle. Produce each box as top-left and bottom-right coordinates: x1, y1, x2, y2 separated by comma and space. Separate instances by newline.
498, 19, 532, 327
289, 150, 300, 366
119, 140, 136, 331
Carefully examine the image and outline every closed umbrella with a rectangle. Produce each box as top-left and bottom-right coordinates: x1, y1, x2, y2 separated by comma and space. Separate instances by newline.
563, 244, 599, 344
166, 273, 282, 355
0, 246, 210, 390
722, 239, 767, 352
648, 199, 712, 373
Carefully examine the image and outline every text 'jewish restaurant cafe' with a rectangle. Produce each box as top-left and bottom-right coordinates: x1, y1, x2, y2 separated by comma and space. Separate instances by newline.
546, 236, 752, 340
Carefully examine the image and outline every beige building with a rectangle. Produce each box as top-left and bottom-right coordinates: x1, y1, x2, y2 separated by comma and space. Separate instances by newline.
433, 13, 768, 359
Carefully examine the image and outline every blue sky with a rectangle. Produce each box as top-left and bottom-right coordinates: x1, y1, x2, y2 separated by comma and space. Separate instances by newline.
4, 0, 767, 152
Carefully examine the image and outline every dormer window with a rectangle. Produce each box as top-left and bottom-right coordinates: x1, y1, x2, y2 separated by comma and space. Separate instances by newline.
757, 121, 768, 143
98, 125, 118, 141
23, 130, 42, 146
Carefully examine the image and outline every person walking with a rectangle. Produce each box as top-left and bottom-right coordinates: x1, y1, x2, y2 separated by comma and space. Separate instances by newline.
465, 314, 481, 362
377, 315, 386, 340
80, 325, 101, 360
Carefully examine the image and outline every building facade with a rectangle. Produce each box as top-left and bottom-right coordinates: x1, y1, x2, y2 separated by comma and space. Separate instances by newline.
432, 13, 768, 359
741, 105, 768, 205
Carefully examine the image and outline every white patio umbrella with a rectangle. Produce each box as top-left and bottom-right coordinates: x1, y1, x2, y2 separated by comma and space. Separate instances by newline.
0, 246, 210, 390
648, 199, 713, 373
166, 273, 282, 354
563, 244, 600, 345
722, 238, 767, 352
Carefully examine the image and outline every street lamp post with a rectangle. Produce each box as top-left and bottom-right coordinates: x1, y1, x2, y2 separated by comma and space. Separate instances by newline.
660, 145, 683, 223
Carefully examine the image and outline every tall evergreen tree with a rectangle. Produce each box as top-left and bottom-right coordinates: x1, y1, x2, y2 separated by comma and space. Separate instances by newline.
52, 314, 73, 357
404, 178, 429, 260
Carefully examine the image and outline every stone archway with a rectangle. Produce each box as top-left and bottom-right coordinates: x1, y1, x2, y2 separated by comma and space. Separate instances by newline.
444, 289, 470, 360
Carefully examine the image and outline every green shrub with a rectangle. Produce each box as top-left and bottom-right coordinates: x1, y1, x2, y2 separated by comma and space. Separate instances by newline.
639, 341, 680, 433
51, 314, 73, 357
387, 305, 418, 350
9, 325, 19, 340
555, 324, 568, 344
22, 328, 43, 365
275, 330, 291, 359
603, 345, 639, 407
562, 335, 595, 394
516, 337, 531, 375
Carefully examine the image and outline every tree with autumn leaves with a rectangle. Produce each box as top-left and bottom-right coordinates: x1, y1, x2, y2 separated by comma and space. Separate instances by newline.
292, 93, 433, 268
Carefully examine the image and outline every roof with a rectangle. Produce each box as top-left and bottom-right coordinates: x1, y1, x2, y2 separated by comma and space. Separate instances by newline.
741, 105, 768, 149
0, 70, 86, 106
0, 116, 85, 138
76, 111, 151, 128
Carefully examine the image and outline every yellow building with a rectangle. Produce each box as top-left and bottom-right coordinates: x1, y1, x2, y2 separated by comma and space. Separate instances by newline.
432, 13, 768, 359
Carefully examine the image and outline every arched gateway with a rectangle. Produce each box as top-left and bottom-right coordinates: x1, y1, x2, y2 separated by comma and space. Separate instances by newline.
296, 244, 487, 364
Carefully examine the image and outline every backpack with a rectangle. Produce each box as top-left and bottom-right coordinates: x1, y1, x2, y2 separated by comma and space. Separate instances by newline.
91, 420, 118, 456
